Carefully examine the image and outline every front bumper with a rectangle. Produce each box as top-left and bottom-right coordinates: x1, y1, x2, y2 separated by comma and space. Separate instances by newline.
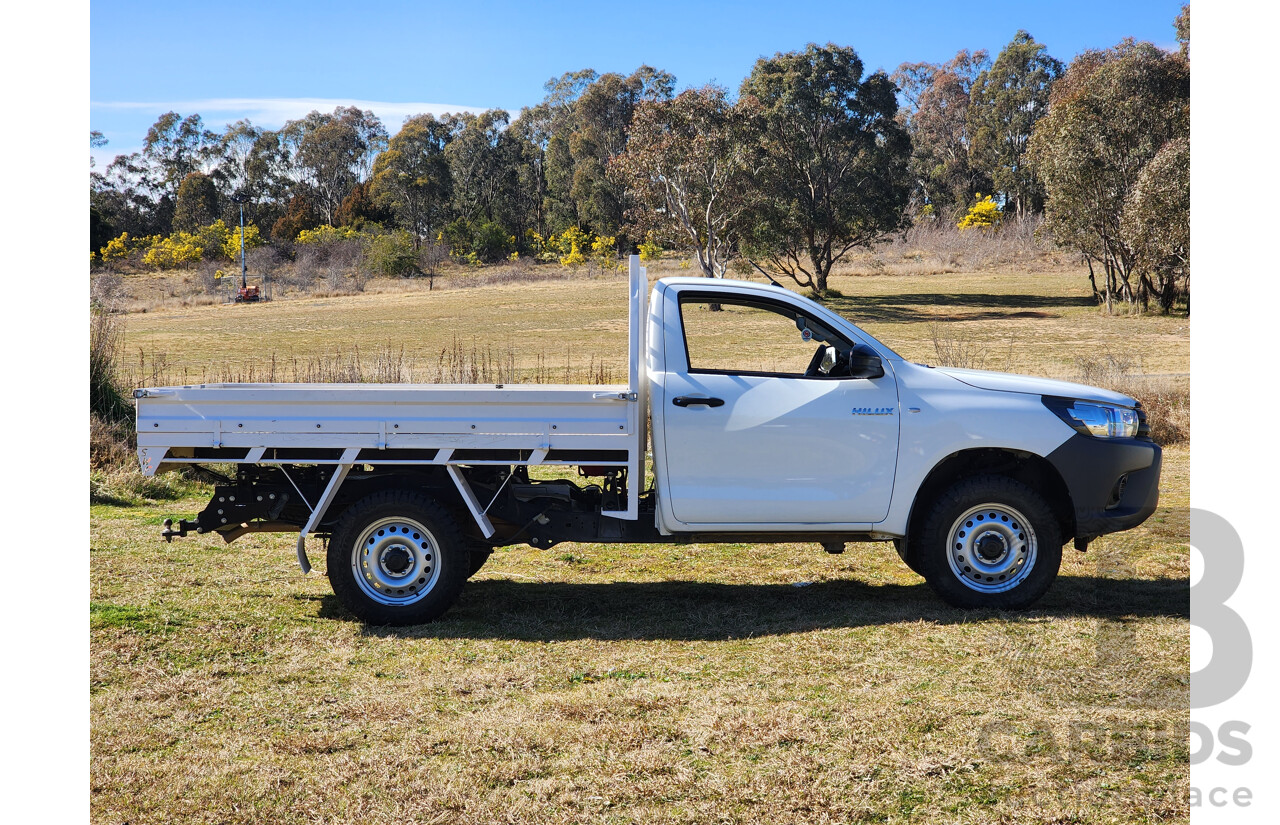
1045, 434, 1162, 542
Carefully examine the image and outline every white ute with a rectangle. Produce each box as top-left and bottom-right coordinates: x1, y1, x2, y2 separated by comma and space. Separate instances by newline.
136, 256, 1162, 624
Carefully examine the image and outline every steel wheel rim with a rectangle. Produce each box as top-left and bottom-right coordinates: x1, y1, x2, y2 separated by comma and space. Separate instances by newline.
946, 503, 1037, 594
351, 517, 441, 606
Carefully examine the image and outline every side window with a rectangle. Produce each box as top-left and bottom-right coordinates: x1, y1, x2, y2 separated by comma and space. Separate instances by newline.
679, 295, 853, 377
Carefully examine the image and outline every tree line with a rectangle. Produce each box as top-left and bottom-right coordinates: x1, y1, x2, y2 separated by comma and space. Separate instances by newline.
91, 6, 1189, 313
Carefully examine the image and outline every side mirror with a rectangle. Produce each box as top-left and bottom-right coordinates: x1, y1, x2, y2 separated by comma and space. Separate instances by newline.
848, 344, 884, 379
819, 346, 838, 374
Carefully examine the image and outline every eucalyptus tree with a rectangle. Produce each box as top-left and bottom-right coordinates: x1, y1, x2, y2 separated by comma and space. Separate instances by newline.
738, 43, 912, 296
370, 113, 453, 246
892, 50, 990, 218
966, 31, 1062, 216
172, 172, 220, 232
537, 66, 675, 237
1122, 137, 1189, 313
286, 107, 388, 225
613, 85, 752, 278
444, 109, 520, 225
1028, 40, 1189, 312
142, 111, 218, 205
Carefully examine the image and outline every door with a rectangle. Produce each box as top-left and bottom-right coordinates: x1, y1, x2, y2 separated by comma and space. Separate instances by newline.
661, 291, 900, 525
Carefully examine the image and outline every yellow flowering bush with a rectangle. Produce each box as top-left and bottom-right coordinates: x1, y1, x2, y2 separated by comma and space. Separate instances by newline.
591, 234, 617, 268
193, 220, 232, 260
558, 226, 589, 268
638, 234, 662, 261
100, 232, 135, 263
530, 231, 562, 262
957, 194, 1002, 231
296, 224, 361, 245
142, 233, 204, 269
222, 224, 264, 261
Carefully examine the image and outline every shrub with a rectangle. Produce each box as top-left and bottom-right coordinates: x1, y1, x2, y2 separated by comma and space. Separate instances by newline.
296, 224, 361, 246
957, 194, 1002, 231
638, 234, 662, 261
527, 230, 557, 262
99, 232, 156, 270
361, 230, 418, 279
194, 220, 233, 260
472, 220, 515, 262
141, 233, 204, 269
113, 220, 266, 272
591, 234, 617, 268
221, 223, 264, 262
526, 230, 549, 258
100, 232, 133, 264
1074, 355, 1189, 445
443, 219, 516, 263
90, 273, 125, 310
558, 226, 589, 268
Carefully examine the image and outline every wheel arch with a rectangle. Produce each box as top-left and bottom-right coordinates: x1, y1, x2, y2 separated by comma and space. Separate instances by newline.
905, 448, 1076, 548
318, 466, 472, 537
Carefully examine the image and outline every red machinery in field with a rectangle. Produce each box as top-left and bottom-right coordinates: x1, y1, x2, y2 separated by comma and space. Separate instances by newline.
234, 284, 261, 303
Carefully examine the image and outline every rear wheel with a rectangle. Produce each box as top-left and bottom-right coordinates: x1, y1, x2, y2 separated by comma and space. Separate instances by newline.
326, 491, 468, 625
913, 475, 1062, 609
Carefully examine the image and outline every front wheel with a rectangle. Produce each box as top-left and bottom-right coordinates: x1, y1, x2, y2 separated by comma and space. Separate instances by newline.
326, 491, 468, 625
912, 475, 1062, 609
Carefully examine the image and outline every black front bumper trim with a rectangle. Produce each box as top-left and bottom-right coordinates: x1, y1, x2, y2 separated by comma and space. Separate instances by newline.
1046, 434, 1162, 542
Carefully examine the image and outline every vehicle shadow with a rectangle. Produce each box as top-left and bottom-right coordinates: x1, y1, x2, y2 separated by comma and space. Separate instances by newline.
326, 574, 1188, 642
823, 292, 1095, 324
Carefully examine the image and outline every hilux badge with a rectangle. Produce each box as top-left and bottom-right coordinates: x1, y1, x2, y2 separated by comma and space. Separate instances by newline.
852, 407, 894, 416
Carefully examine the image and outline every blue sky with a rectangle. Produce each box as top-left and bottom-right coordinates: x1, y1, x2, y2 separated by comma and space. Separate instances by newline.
90, 0, 1184, 165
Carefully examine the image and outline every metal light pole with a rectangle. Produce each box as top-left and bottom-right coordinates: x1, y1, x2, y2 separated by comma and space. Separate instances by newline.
231, 192, 249, 289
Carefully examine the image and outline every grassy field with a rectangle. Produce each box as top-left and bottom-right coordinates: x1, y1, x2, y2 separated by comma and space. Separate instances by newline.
93, 258, 1190, 823
114, 260, 1189, 384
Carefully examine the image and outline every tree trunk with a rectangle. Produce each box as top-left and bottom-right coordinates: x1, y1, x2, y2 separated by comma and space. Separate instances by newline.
1104, 260, 1114, 316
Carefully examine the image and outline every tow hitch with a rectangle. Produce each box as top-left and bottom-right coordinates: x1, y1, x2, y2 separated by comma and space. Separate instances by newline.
161, 518, 200, 542
160, 485, 292, 543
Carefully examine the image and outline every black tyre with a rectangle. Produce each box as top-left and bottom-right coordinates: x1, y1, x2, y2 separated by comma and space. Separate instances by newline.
467, 547, 493, 579
326, 491, 468, 625
912, 475, 1062, 609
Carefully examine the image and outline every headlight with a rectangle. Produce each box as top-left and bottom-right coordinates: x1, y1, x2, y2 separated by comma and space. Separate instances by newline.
1043, 396, 1139, 439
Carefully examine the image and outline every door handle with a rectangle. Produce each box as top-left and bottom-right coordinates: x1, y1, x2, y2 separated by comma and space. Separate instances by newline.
672, 396, 725, 408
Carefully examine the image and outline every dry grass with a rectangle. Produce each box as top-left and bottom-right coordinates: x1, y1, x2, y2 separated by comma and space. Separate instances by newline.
834, 214, 1067, 278
1072, 355, 1190, 445
117, 264, 1188, 387
93, 256, 1189, 823
97, 256, 624, 314
124, 338, 618, 387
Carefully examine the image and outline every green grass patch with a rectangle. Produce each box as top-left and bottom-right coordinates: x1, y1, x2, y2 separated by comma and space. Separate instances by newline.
89, 601, 187, 633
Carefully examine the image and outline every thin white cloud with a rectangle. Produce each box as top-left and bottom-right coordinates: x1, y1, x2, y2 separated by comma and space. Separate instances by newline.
91, 97, 492, 128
